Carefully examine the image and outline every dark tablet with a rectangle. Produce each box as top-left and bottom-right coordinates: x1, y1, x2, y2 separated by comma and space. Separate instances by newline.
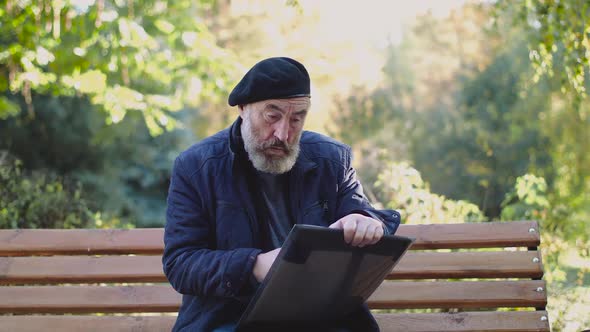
237, 224, 414, 330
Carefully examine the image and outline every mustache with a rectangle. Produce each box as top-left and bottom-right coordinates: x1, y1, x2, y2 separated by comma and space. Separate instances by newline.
260, 139, 289, 151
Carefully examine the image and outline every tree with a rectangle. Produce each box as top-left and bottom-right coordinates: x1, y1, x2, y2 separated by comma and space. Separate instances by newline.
495, 0, 590, 98
0, 91, 191, 227
411, 42, 554, 218
0, 0, 241, 227
0, 0, 236, 135
494, 0, 590, 238
329, 3, 556, 218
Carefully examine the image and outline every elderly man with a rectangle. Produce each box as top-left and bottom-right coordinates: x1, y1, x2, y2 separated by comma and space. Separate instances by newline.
163, 57, 401, 331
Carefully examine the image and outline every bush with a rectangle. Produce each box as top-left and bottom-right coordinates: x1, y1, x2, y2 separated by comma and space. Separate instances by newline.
372, 159, 486, 224
0, 94, 179, 228
0, 152, 95, 229
501, 174, 590, 331
500, 174, 549, 221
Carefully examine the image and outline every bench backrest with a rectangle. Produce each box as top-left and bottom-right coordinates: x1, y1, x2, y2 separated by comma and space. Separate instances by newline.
0, 220, 550, 332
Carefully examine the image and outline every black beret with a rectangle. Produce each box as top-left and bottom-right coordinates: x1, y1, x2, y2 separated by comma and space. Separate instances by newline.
228, 57, 310, 106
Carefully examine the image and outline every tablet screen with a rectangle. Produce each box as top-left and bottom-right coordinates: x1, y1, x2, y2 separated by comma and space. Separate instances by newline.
237, 224, 414, 329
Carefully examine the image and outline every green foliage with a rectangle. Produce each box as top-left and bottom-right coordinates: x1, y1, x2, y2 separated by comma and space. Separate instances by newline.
508, 177, 549, 206
495, 0, 590, 98
0, 96, 19, 119
0, 93, 108, 172
547, 281, 590, 331
538, 223, 590, 332
492, 2, 590, 231
331, 4, 554, 219
501, 174, 590, 332
372, 155, 485, 224
0, 0, 236, 135
74, 108, 187, 227
0, 0, 238, 226
543, 101, 590, 245
0, 92, 188, 227
500, 174, 549, 221
329, 87, 391, 145
411, 41, 554, 218
327, 40, 415, 152
0, 153, 95, 229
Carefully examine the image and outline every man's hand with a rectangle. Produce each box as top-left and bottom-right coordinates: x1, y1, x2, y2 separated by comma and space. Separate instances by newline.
252, 248, 281, 282
329, 213, 384, 247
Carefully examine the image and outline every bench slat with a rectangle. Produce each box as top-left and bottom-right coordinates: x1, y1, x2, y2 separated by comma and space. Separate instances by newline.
0, 251, 543, 285
0, 315, 176, 332
0, 285, 181, 314
370, 280, 547, 309
0, 256, 166, 284
0, 221, 540, 256
0, 311, 550, 332
374, 311, 550, 332
389, 251, 543, 279
397, 220, 540, 250
0, 281, 546, 314
0, 228, 163, 256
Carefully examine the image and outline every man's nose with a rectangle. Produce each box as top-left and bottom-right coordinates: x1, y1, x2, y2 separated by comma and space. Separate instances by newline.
273, 119, 289, 142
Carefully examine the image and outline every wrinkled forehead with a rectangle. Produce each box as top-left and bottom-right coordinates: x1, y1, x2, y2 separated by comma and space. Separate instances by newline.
255, 97, 311, 111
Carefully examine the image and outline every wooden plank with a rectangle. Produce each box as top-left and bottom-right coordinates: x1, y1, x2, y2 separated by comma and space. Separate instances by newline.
0, 251, 543, 285
0, 221, 540, 256
0, 285, 181, 314
0, 256, 167, 284
369, 280, 547, 309
375, 311, 550, 332
0, 228, 163, 256
0, 311, 550, 332
388, 251, 543, 280
0, 281, 547, 314
0, 315, 177, 332
396, 221, 541, 250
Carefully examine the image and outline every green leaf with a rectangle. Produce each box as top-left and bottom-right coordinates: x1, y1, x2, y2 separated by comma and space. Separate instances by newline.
154, 19, 175, 34
78, 70, 107, 94
0, 97, 20, 120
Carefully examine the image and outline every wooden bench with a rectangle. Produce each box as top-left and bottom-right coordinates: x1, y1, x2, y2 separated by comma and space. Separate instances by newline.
0, 220, 550, 331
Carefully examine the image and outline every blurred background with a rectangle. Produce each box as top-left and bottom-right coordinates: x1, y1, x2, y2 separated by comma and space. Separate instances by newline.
1, 0, 589, 330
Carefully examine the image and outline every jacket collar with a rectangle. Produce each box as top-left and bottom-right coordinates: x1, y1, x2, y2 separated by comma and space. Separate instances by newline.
292, 148, 317, 173
229, 116, 247, 157
228, 116, 317, 174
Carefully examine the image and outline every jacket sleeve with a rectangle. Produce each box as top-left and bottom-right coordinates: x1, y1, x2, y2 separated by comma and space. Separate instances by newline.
162, 155, 262, 299
335, 148, 401, 235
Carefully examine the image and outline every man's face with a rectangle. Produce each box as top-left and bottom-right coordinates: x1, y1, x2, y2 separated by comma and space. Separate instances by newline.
240, 97, 310, 174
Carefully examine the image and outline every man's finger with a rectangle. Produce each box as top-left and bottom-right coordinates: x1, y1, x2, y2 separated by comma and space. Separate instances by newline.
351, 220, 368, 246
342, 219, 357, 244
371, 224, 384, 244
363, 225, 377, 246
328, 220, 341, 229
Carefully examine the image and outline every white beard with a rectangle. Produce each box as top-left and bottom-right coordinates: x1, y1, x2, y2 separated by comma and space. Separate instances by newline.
241, 114, 301, 174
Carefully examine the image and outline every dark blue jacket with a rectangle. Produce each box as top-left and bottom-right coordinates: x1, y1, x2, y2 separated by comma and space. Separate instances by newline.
163, 118, 401, 331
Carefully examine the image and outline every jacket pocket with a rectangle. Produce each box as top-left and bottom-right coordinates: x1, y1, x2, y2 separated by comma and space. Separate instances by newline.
302, 200, 329, 225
